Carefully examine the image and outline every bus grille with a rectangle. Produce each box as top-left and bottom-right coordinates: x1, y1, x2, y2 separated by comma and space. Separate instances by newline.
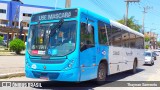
32, 71, 60, 79
30, 59, 65, 64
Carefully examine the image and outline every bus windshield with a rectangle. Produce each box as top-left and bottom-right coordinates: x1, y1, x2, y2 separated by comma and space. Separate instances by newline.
28, 20, 77, 56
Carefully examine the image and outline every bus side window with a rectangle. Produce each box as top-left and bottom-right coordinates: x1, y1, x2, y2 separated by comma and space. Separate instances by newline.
135, 35, 144, 49
98, 21, 110, 45
80, 22, 95, 51
129, 33, 136, 48
122, 30, 130, 48
111, 27, 122, 47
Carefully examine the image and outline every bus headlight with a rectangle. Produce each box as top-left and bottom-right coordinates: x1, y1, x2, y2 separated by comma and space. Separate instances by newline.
31, 64, 37, 69
68, 63, 72, 68
64, 60, 74, 70
26, 61, 31, 68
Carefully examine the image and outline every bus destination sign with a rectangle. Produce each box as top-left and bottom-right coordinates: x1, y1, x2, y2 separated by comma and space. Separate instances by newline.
31, 9, 78, 22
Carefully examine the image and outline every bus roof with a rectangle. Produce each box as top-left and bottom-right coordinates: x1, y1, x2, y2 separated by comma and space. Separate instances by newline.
110, 20, 144, 37
78, 8, 144, 37
31, 8, 144, 37
77, 8, 144, 37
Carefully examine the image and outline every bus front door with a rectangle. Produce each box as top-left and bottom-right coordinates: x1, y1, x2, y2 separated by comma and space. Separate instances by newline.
79, 14, 97, 81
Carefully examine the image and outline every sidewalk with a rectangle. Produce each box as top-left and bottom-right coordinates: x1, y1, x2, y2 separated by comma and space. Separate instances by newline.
0, 56, 25, 79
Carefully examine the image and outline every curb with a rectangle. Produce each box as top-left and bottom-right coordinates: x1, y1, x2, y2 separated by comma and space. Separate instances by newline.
0, 55, 25, 56
0, 54, 25, 56
0, 72, 25, 79
0, 55, 16, 56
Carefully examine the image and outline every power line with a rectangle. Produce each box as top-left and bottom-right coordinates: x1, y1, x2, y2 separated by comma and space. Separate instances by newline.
137, 2, 160, 17
91, 0, 117, 19
136, 2, 160, 32
142, 6, 152, 34
145, 0, 160, 7
89, 0, 120, 20
98, 0, 121, 18
139, 1, 160, 16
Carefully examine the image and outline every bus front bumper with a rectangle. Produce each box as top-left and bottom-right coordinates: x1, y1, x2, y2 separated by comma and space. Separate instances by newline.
25, 68, 80, 82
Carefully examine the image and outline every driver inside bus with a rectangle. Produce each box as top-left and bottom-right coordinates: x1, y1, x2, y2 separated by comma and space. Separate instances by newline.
57, 31, 64, 44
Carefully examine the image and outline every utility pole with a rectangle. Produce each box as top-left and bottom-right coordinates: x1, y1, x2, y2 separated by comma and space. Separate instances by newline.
55, 0, 57, 9
125, 1, 129, 26
142, 6, 152, 34
149, 29, 156, 49
124, 0, 140, 26
65, 0, 71, 8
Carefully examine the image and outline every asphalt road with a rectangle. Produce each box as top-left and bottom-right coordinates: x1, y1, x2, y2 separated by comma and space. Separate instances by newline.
1, 56, 160, 90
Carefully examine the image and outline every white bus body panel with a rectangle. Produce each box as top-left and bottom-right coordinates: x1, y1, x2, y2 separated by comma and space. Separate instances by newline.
108, 46, 144, 75
108, 20, 144, 75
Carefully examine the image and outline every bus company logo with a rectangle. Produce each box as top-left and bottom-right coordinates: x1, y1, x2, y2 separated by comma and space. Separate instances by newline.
102, 50, 106, 55
2, 82, 12, 87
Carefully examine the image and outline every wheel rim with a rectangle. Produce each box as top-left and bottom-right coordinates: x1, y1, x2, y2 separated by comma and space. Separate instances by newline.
98, 65, 106, 80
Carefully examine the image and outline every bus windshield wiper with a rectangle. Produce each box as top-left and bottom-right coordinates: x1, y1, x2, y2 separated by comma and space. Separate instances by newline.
45, 19, 64, 56
49, 19, 64, 37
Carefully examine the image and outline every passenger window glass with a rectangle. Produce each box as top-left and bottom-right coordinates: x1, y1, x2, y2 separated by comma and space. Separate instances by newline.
130, 33, 136, 48
122, 30, 130, 47
80, 22, 95, 51
135, 35, 144, 49
107, 26, 112, 46
98, 21, 110, 45
111, 27, 122, 47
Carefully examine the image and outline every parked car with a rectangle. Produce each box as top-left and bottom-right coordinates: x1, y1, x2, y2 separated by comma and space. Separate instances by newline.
152, 52, 158, 60
144, 51, 154, 66
153, 50, 160, 56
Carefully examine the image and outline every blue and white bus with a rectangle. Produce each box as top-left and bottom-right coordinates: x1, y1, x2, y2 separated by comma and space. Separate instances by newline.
25, 8, 144, 82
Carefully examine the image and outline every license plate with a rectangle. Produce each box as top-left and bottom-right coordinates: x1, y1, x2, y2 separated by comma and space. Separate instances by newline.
40, 77, 49, 80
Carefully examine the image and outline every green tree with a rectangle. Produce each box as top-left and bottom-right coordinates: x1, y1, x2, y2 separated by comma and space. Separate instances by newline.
145, 36, 150, 42
157, 41, 160, 48
0, 36, 4, 44
145, 45, 149, 49
9, 38, 25, 54
117, 16, 142, 32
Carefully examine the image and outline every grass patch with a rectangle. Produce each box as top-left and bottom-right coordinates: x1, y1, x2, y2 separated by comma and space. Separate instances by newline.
0, 50, 10, 52
0, 45, 6, 48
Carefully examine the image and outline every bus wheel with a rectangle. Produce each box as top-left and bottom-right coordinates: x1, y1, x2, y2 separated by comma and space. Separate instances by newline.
132, 60, 137, 74
96, 62, 106, 84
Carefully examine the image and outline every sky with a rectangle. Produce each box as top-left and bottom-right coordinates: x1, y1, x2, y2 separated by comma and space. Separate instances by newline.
2, 0, 160, 40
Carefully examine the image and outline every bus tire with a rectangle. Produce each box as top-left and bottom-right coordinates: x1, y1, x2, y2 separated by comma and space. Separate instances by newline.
96, 62, 107, 84
132, 60, 137, 74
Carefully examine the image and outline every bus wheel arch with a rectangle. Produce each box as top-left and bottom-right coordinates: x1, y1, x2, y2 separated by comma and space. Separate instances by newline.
96, 59, 108, 83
